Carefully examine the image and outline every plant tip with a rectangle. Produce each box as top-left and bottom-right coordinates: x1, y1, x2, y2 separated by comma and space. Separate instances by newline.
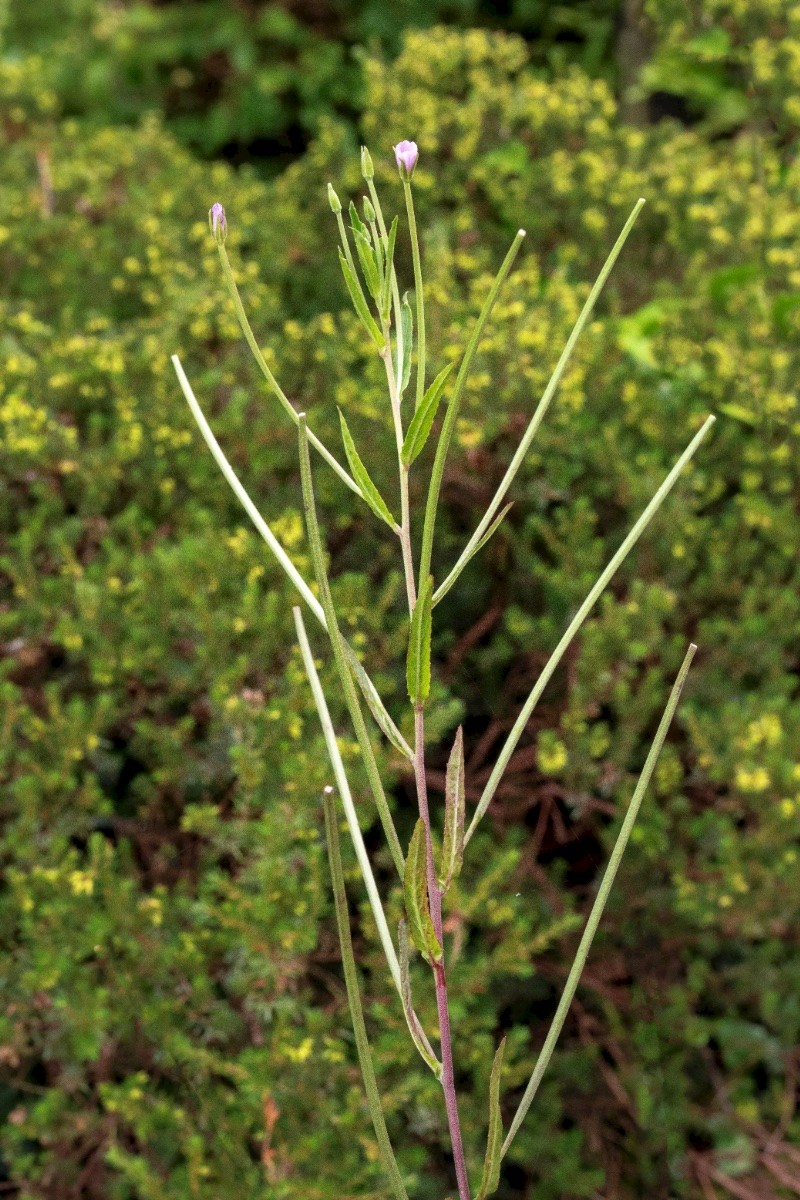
394, 140, 419, 177
360, 145, 374, 180
209, 202, 227, 244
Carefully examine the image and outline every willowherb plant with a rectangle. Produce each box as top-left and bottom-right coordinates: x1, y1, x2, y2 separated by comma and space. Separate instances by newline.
172, 140, 714, 1199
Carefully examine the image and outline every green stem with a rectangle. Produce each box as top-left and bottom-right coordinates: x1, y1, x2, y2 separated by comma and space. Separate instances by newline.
418, 230, 526, 593
433, 200, 645, 605
465, 414, 715, 845
501, 644, 697, 1157
216, 241, 361, 498
322, 788, 410, 1200
402, 176, 426, 410
298, 415, 405, 878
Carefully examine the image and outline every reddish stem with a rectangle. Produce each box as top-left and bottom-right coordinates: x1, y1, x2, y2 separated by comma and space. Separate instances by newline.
413, 704, 471, 1200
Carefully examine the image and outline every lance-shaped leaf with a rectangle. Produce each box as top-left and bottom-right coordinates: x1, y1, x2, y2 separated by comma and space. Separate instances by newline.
433, 503, 513, 607
400, 293, 413, 395
343, 643, 414, 762
339, 410, 398, 529
403, 819, 442, 964
406, 574, 433, 706
398, 919, 442, 1080
380, 215, 399, 322
401, 363, 454, 466
338, 249, 383, 348
349, 199, 368, 239
354, 226, 382, 302
476, 1038, 506, 1200
438, 726, 465, 892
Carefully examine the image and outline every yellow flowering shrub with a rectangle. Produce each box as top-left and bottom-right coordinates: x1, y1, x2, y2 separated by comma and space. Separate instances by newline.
3, 19, 800, 1200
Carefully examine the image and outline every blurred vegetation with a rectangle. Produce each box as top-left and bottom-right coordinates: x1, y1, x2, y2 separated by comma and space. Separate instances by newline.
1, 0, 622, 164
2, 4, 800, 1200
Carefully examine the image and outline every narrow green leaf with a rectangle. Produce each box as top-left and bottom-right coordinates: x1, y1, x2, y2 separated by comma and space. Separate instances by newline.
432, 205, 646, 602
338, 249, 383, 348
349, 199, 368, 239
295, 610, 402, 994
433, 503, 513, 606
398, 920, 442, 1080
403, 819, 442, 964
343, 643, 414, 761
476, 1039, 506, 1200
297, 416, 405, 879
381, 215, 399, 321
338, 410, 398, 529
406, 574, 433, 706
354, 226, 382, 302
439, 726, 465, 892
418, 228, 526, 590
368, 217, 384, 291
466, 415, 715, 846
501, 645, 697, 1158
322, 789, 410, 1200
401, 363, 454, 466
400, 293, 413, 395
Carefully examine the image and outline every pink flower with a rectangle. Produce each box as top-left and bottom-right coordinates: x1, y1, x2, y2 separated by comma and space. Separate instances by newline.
209, 202, 227, 243
394, 140, 418, 177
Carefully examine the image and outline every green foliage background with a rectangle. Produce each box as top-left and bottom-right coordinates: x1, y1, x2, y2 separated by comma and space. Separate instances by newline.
2, 3, 800, 1198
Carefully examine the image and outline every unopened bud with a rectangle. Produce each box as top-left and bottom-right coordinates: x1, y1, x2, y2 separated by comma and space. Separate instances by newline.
361, 146, 374, 180
393, 140, 418, 178
327, 183, 342, 214
362, 195, 376, 223
209, 202, 227, 244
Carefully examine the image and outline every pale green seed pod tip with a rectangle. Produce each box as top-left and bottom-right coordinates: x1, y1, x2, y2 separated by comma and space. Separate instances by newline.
361, 145, 374, 180
327, 183, 342, 214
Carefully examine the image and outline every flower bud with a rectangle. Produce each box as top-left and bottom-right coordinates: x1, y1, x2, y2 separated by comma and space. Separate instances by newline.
393, 140, 418, 178
209, 202, 227, 244
327, 183, 342, 214
360, 145, 374, 180
362, 195, 376, 223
